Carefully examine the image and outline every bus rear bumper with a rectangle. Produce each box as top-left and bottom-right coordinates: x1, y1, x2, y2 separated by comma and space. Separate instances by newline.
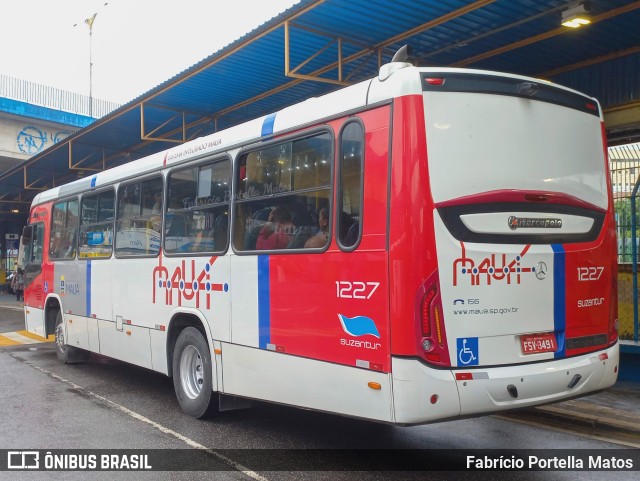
391, 343, 619, 425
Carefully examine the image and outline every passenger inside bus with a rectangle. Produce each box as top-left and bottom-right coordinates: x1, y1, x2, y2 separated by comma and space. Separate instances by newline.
255, 207, 294, 250
151, 192, 162, 214
149, 191, 163, 232
303, 207, 330, 248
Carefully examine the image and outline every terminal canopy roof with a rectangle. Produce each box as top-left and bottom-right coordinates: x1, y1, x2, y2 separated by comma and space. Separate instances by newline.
1, 0, 639, 224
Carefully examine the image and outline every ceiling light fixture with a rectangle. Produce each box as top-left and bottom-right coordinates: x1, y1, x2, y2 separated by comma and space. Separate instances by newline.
561, 3, 591, 28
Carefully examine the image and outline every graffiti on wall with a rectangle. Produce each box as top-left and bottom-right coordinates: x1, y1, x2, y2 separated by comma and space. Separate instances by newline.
16, 126, 74, 155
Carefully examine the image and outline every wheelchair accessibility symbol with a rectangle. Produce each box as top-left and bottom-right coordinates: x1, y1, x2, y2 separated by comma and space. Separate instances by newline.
457, 337, 479, 366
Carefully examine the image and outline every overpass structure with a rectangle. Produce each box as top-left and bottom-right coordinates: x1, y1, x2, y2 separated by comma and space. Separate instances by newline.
0, 75, 114, 170
0, 0, 639, 241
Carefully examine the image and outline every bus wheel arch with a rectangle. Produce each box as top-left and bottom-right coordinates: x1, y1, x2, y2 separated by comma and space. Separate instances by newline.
166, 313, 211, 378
49, 304, 90, 364
44, 297, 61, 339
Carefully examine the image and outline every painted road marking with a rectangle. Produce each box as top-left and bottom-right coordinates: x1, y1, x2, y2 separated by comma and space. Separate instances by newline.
8, 353, 271, 481
0, 331, 53, 347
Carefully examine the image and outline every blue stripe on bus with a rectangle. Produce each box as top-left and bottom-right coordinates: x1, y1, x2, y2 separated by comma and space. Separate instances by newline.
551, 244, 566, 358
261, 113, 277, 138
86, 260, 92, 317
257, 255, 271, 349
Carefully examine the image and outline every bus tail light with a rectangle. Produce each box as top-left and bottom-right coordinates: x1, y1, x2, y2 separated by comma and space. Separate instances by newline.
421, 285, 437, 337
416, 271, 451, 367
424, 77, 445, 86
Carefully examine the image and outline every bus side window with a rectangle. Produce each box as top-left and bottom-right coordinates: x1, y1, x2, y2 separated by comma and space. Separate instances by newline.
50, 199, 79, 260
233, 131, 333, 252
337, 121, 364, 250
115, 178, 162, 257
79, 190, 114, 259
22, 222, 44, 288
164, 158, 230, 255
32, 223, 44, 264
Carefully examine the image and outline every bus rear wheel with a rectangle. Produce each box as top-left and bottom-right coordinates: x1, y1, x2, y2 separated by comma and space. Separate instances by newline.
54, 311, 89, 363
172, 327, 217, 418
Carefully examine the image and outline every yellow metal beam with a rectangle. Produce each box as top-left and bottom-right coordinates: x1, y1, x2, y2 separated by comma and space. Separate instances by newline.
69, 155, 103, 172
288, 21, 373, 50
142, 112, 185, 143
140, 102, 204, 143
285, 25, 349, 86
23, 168, 46, 191
68, 140, 103, 172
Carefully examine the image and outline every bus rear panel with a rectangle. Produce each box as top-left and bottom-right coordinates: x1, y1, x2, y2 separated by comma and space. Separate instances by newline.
387, 69, 617, 424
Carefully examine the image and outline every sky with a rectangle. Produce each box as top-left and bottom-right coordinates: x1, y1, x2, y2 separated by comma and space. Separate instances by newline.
0, 0, 300, 104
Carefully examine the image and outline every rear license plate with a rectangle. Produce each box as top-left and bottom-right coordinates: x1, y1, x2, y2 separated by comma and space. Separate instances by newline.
521, 333, 557, 354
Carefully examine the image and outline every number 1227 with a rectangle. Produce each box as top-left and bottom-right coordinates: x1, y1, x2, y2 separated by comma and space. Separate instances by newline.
335, 281, 380, 299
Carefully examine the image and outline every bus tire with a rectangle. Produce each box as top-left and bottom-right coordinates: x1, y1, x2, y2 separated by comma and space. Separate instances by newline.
172, 327, 217, 418
54, 311, 90, 364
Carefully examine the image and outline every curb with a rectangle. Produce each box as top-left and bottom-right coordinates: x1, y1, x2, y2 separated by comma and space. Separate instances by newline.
524, 404, 640, 437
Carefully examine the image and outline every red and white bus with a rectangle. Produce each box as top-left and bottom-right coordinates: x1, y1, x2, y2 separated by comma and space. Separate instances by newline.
20, 57, 618, 424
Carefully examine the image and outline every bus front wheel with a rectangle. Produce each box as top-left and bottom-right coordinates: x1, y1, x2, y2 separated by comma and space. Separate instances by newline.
172, 327, 217, 418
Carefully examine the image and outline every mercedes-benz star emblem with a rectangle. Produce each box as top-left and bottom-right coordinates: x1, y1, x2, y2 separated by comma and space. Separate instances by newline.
535, 261, 548, 280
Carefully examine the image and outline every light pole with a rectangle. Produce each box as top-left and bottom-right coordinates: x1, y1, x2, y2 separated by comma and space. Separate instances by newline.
86, 12, 97, 117
75, 2, 108, 118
